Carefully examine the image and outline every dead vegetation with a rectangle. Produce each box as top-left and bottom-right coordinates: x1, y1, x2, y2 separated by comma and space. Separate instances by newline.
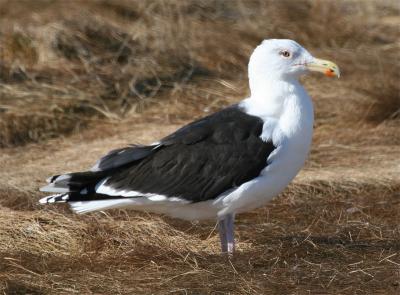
0, 179, 399, 294
0, 0, 399, 147
0, 0, 399, 294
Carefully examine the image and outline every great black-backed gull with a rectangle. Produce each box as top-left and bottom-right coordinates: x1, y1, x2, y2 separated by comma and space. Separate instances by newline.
40, 39, 339, 254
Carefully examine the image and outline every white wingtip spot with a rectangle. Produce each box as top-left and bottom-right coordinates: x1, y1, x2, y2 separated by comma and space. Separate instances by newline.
39, 197, 49, 204
39, 193, 67, 205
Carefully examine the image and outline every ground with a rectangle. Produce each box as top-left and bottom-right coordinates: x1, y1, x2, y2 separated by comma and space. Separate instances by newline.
0, 1, 399, 294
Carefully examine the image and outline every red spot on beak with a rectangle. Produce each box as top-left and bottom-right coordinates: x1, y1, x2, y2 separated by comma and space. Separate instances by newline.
325, 69, 335, 77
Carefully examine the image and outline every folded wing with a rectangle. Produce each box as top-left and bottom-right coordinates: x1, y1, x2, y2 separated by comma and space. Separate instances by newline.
40, 105, 276, 207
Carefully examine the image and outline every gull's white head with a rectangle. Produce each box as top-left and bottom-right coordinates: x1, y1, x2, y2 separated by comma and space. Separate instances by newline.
249, 39, 340, 82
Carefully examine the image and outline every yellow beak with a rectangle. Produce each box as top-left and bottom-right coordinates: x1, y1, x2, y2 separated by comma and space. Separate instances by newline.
306, 58, 340, 78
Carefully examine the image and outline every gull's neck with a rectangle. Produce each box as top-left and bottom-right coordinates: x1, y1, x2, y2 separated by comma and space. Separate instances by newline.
242, 76, 305, 120
241, 74, 314, 150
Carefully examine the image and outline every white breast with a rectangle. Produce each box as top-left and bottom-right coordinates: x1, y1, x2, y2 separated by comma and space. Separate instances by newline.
216, 82, 314, 217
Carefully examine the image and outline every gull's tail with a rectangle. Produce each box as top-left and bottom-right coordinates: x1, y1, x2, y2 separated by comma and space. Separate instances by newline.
39, 171, 121, 213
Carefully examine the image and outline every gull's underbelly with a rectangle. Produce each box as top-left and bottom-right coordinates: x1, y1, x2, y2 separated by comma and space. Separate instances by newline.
161, 137, 311, 221
216, 134, 312, 217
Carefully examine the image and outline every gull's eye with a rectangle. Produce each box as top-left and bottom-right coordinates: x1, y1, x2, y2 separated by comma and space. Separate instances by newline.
279, 50, 291, 58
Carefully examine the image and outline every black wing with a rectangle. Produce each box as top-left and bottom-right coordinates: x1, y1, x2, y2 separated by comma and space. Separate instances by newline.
92, 145, 159, 171
42, 105, 275, 203
100, 105, 275, 202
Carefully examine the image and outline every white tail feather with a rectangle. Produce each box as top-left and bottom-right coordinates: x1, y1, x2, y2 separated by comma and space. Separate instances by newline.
39, 183, 69, 193
69, 199, 138, 214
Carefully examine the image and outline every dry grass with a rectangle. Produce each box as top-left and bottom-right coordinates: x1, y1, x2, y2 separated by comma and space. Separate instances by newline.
0, 0, 399, 146
0, 180, 399, 294
0, 0, 400, 294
